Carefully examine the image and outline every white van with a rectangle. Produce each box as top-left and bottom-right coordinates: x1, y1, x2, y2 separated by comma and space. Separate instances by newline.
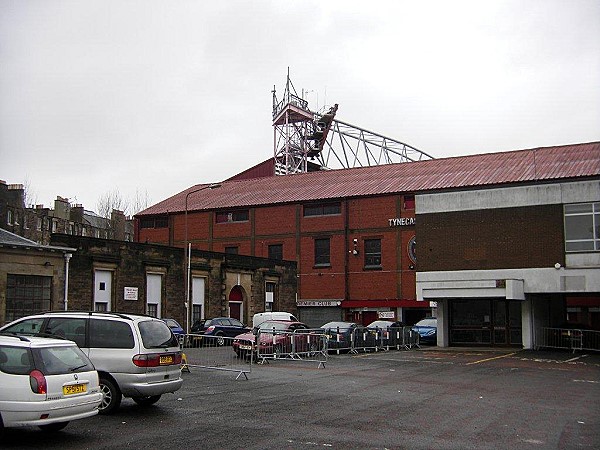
252, 312, 299, 328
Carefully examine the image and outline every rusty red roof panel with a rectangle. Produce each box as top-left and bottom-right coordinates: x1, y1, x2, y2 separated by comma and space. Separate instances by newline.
139, 142, 600, 216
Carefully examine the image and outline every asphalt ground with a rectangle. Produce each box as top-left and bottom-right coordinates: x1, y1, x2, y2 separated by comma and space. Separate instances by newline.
2, 348, 599, 450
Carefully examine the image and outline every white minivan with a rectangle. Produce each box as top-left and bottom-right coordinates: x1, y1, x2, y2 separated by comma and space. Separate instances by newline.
252, 312, 298, 329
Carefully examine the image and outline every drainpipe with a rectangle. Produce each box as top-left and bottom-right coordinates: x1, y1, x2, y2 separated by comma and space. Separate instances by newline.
344, 199, 350, 311
64, 253, 72, 311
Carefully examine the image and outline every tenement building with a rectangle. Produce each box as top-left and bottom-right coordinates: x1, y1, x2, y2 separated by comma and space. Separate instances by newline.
0, 181, 133, 244
135, 141, 600, 347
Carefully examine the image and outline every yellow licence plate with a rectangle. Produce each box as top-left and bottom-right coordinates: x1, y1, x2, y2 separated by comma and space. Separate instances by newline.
159, 355, 174, 365
63, 384, 87, 395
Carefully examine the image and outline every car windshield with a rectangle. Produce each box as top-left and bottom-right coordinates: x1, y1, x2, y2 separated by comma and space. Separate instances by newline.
139, 320, 179, 348
258, 321, 291, 331
322, 322, 355, 330
164, 319, 181, 328
415, 318, 437, 327
368, 321, 393, 328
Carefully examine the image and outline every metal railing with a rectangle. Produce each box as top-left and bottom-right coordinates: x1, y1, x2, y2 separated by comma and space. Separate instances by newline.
325, 326, 420, 354
177, 326, 422, 376
255, 328, 328, 368
536, 327, 600, 352
180, 334, 251, 380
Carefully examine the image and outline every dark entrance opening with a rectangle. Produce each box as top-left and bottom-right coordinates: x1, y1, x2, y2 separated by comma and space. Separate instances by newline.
449, 299, 522, 347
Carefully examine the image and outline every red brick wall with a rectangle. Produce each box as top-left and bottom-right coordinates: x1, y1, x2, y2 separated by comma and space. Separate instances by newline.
255, 204, 297, 235
138, 194, 419, 303
417, 204, 564, 271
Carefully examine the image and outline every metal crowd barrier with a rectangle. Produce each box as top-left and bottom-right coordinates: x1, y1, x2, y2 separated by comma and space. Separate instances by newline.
536, 327, 600, 352
255, 328, 328, 368
325, 326, 420, 354
180, 334, 251, 380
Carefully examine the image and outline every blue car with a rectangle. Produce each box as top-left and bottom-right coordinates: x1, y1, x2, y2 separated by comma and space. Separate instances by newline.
163, 318, 185, 340
412, 317, 437, 345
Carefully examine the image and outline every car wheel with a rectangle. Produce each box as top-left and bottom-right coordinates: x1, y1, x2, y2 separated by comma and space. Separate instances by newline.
39, 421, 69, 432
216, 333, 225, 346
132, 395, 161, 407
98, 377, 122, 414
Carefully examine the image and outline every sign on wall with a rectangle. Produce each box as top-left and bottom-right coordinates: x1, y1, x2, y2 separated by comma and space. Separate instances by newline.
388, 217, 416, 227
124, 287, 138, 301
297, 300, 341, 307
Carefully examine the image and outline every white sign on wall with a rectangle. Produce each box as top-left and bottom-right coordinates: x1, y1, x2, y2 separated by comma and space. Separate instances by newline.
378, 311, 395, 319
124, 287, 138, 301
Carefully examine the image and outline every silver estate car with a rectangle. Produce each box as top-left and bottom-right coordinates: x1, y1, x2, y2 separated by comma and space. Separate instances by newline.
0, 312, 183, 414
0, 334, 102, 432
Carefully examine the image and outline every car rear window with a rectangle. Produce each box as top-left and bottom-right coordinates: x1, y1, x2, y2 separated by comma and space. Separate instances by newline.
138, 320, 179, 348
36, 345, 95, 375
0, 345, 94, 375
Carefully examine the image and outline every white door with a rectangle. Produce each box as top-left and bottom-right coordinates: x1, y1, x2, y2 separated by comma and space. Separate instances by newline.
94, 270, 112, 312
147, 273, 162, 318
192, 277, 205, 323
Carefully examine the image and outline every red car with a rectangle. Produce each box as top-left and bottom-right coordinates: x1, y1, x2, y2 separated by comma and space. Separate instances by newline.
232, 320, 316, 358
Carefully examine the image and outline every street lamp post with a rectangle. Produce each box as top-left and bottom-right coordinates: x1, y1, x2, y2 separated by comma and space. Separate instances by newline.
184, 183, 221, 335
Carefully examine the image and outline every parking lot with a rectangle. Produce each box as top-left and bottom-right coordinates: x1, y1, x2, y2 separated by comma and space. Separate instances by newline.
2, 348, 599, 449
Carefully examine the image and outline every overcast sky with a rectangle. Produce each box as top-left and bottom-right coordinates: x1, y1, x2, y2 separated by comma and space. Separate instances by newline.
1, 0, 599, 214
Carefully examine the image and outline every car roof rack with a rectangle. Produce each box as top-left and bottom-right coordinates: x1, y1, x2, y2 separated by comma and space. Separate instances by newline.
40, 310, 158, 321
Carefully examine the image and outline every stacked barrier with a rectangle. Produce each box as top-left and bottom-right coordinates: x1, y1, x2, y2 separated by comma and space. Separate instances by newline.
325, 326, 420, 354
255, 327, 328, 367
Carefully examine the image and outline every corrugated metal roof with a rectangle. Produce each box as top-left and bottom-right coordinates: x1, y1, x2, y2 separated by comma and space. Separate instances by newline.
138, 142, 600, 216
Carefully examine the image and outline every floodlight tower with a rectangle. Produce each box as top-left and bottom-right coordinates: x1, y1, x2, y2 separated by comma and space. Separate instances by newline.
272, 70, 433, 174
272, 70, 337, 175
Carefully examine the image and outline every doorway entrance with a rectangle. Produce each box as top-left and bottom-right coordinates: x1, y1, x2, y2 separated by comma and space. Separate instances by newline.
228, 285, 244, 321
449, 299, 522, 346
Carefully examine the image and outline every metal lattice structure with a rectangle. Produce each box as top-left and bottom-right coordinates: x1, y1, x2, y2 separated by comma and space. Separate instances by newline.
272, 71, 433, 175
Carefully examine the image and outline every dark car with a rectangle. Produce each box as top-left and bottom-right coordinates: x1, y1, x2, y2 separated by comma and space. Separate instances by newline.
232, 320, 313, 358
412, 317, 437, 345
320, 321, 362, 351
190, 317, 250, 347
366, 320, 405, 331
366, 320, 406, 345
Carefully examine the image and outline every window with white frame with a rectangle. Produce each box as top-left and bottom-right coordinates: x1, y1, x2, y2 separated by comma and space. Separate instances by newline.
265, 282, 276, 312
564, 202, 600, 252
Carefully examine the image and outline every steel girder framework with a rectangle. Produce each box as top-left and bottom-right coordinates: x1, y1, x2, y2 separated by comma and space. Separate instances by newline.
272, 71, 433, 174
312, 118, 434, 170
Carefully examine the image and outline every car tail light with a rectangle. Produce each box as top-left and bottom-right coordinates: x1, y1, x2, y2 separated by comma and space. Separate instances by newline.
206, 325, 215, 333
29, 369, 47, 394
132, 352, 182, 367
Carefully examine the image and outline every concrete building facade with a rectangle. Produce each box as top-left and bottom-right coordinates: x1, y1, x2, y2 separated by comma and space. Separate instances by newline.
416, 179, 600, 347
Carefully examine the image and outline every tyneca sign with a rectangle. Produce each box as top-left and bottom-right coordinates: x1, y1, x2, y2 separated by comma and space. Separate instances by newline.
388, 217, 415, 227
